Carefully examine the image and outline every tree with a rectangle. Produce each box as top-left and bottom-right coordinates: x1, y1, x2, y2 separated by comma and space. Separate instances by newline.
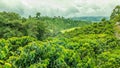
101, 17, 106, 21
36, 12, 41, 18
110, 5, 120, 21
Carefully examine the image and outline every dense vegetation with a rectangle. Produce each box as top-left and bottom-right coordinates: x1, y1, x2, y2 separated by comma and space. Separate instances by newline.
0, 12, 90, 40
0, 6, 120, 68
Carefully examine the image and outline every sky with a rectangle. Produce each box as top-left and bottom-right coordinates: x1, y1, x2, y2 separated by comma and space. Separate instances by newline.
0, 0, 120, 17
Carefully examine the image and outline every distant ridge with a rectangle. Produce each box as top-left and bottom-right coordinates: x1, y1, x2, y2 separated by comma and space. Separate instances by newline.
71, 16, 109, 22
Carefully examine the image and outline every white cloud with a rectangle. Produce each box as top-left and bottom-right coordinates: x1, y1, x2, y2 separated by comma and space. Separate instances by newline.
0, 0, 120, 17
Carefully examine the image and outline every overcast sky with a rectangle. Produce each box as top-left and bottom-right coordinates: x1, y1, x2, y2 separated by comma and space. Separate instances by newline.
0, 0, 120, 17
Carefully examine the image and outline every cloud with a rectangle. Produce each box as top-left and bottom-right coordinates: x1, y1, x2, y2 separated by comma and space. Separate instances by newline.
0, 0, 120, 17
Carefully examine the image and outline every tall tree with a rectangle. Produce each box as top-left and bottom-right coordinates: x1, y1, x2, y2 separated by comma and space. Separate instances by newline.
110, 5, 120, 21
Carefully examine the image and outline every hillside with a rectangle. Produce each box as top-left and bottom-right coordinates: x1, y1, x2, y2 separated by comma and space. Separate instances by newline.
0, 6, 120, 68
0, 11, 91, 39
0, 20, 120, 68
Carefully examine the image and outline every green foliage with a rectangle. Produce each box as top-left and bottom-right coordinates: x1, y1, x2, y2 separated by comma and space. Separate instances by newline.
61, 20, 114, 38
0, 11, 90, 40
0, 5, 120, 68
0, 11, 21, 21
0, 12, 48, 40
39, 16, 90, 36
36, 12, 41, 19
0, 33, 119, 68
